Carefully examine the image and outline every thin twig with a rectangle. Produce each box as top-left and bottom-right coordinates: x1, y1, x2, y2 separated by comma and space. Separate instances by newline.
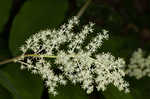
76, 0, 92, 17
0, 56, 22, 65
0, 54, 57, 65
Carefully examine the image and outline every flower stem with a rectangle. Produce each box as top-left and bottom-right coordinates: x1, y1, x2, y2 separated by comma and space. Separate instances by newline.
76, 0, 92, 17
0, 55, 21, 65
25, 54, 57, 58
0, 54, 57, 65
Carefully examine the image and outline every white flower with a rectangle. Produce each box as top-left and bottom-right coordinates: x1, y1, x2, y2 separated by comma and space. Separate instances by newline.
17, 16, 129, 95
126, 48, 150, 79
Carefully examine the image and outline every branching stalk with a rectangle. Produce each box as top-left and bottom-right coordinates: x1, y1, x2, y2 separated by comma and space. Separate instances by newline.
0, 54, 57, 65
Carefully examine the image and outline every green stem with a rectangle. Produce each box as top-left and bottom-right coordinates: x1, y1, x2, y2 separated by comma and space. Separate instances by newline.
76, 0, 92, 17
0, 54, 57, 65
25, 54, 57, 58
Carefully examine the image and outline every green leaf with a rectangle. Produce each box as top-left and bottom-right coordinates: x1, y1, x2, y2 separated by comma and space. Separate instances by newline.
128, 77, 150, 99
102, 85, 133, 99
0, 69, 20, 99
50, 84, 88, 99
9, 0, 68, 56
1, 63, 43, 99
99, 36, 139, 58
0, 79, 13, 99
0, 0, 12, 33
0, 38, 10, 60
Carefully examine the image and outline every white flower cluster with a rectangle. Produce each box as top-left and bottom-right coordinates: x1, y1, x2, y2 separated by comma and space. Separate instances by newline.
126, 48, 150, 79
17, 16, 129, 95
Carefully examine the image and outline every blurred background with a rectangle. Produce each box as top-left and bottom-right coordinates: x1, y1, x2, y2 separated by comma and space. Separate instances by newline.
0, 0, 150, 99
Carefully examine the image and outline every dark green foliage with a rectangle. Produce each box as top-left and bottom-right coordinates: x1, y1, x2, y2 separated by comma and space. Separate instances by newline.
0, 63, 43, 99
50, 83, 88, 99
103, 85, 133, 99
0, 84, 13, 99
0, 0, 12, 33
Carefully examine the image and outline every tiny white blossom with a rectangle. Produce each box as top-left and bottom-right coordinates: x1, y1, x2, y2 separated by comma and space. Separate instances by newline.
126, 48, 150, 79
17, 16, 129, 95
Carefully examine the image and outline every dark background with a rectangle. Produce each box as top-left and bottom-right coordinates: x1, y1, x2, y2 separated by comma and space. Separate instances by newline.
0, 0, 150, 99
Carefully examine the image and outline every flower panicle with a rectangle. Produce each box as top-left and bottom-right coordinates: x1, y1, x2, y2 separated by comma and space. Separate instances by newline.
126, 48, 150, 79
17, 16, 129, 95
